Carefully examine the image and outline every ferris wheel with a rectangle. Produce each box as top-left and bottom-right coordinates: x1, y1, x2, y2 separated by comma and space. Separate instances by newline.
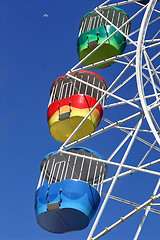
35, 0, 160, 239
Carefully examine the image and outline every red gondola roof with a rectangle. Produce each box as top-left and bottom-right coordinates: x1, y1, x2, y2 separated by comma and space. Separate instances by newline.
51, 70, 108, 89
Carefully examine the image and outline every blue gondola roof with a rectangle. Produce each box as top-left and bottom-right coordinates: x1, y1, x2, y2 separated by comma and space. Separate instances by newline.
43, 146, 104, 161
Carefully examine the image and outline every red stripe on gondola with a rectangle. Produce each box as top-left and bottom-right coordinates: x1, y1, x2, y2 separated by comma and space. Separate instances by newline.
47, 94, 103, 121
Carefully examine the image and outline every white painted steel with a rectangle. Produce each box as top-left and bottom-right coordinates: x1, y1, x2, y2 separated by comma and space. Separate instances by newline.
39, 0, 160, 238
60, 150, 160, 177
136, 0, 160, 145
92, 193, 160, 240
87, 117, 143, 240
108, 194, 160, 214
133, 177, 160, 240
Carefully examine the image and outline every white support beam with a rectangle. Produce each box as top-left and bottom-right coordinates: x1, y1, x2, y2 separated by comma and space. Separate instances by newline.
136, 0, 160, 146
107, 194, 160, 215
92, 193, 160, 239
133, 178, 160, 240
59, 111, 142, 151
87, 117, 143, 240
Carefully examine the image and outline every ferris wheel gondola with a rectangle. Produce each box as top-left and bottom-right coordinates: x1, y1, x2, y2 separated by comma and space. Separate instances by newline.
35, 0, 160, 239
47, 70, 107, 142
35, 147, 107, 233
77, 6, 131, 69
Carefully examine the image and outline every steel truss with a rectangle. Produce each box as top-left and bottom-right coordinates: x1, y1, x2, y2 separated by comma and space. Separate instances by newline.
57, 0, 160, 239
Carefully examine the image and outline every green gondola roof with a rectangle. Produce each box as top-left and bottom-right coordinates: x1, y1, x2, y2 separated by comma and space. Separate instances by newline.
79, 6, 130, 30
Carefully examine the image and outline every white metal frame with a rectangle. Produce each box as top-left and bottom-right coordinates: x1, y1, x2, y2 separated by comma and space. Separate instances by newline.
44, 0, 160, 239
136, 0, 160, 146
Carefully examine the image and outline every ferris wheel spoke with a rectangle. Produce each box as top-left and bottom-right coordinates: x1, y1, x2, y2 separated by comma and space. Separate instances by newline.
129, 14, 160, 38
98, 0, 112, 8
152, 30, 160, 40
108, 194, 160, 215
128, 39, 160, 46
142, 69, 160, 92
87, 117, 143, 240
140, 50, 160, 76
106, 159, 160, 176
58, 149, 160, 177
58, 149, 160, 178
141, 72, 160, 93
92, 193, 160, 240
134, 52, 160, 101
60, 111, 142, 151
70, 50, 137, 73
137, 138, 158, 165
125, 54, 160, 75
104, 99, 137, 108
103, 118, 153, 133
133, 178, 160, 240
145, 41, 160, 51
152, 5, 160, 14
113, 58, 135, 66
102, 116, 160, 152
107, 55, 137, 92
108, 54, 159, 100
136, 0, 160, 144
143, 53, 160, 117
149, 100, 160, 111
104, 158, 160, 184
110, 73, 137, 97
148, 111, 160, 133
107, 92, 142, 109
103, 138, 159, 185
99, 0, 143, 9
104, 92, 160, 109
104, 126, 136, 163
144, 50, 160, 86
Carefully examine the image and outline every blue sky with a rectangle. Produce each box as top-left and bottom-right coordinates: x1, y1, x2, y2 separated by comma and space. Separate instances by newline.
1, 0, 160, 239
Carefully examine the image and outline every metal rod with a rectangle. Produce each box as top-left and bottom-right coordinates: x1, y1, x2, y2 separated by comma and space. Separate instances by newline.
104, 92, 160, 109
63, 155, 70, 180
87, 117, 143, 240
101, 118, 160, 152
136, 0, 160, 146
60, 111, 142, 150
95, 5, 146, 48
70, 49, 137, 74
37, 162, 46, 189
93, 193, 160, 239
60, 162, 66, 182
87, 159, 92, 183
48, 158, 55, 184
133, 177, 160, 240
60, 150, 160, 177
42, 160, 49, 186
144, 51, 160, 108
79, 157, 85, 180
107, 194, 160, 214
71, 155, 77, 179
104, 158, 160, 183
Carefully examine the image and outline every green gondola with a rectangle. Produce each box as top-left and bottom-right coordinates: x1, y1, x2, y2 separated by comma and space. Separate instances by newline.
77, 6, 131, 69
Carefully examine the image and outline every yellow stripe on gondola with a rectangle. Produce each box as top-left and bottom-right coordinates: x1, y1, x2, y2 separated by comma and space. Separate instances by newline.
48, 107, 101, 143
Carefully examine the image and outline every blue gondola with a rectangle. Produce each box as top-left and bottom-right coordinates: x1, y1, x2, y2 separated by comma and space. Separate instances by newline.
35, 147, 107, 233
